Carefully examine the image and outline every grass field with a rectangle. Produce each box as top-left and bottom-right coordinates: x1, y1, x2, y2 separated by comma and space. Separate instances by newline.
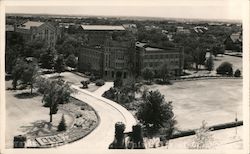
147, 79, 242, 130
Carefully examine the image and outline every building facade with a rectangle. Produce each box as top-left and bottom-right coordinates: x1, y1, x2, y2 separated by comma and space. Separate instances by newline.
78, 25, 135, 79
135, 42, 184, 76
78, 25, 184, 80
15, 21, 59, 48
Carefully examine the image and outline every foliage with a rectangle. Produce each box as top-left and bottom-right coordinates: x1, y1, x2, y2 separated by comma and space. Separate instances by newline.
20, 60, 40, 94
187, 121, 214, 149
114, 78, 123, 88
5, 32, 24, 73
205, 55, 214, 71
234, 69, 241, 77
66, 54, 78, 68
11, 58, 26, 89
158, 62, 171, 83
141, 67, 154, 83
42, 79, 73, 122
136, 90, 176, 133
81, 80, 90, 89
192, 47, 206, 71
216, 62, 233, 76
40, 48, 56, 69
109, 122, 126, 149
57, 114, 67, 131
11, 58, 39, 93
54, 55, 65, 75
95, 79, 105, 86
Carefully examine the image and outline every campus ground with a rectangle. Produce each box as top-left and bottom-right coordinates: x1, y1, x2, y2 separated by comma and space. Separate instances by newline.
147, 79, 242, 131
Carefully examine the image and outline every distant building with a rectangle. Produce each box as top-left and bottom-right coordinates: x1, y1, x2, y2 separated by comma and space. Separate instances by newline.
176, 26, 191, 34
135, 42, 184, 76
193, 26, 208, 34
122, 24, 137, 34
224, 32, 242, 52
15, 21, 59, 48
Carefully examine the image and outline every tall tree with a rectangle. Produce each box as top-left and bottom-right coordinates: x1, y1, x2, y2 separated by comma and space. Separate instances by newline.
40, 48, 56, 69
11, 58, 26, 89
136, 90, 175, 132
54, 55, 65, 76
159, 61, 171, 83
20, 60, 39, 94
42, 80, 73, 122
141, 67, 154, 83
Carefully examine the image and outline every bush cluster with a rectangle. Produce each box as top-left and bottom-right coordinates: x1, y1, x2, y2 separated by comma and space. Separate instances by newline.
95, 79, 105, 86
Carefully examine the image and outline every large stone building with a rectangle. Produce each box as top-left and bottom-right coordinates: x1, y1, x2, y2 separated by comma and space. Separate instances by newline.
15, 21, 59, 48
78, 25, 184, 80
135, 42, 184, 76
78, 25, 135, 79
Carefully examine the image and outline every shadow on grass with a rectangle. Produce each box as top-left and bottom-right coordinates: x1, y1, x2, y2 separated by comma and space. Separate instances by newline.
14, 92, 39, 99
20, 120, 58, 137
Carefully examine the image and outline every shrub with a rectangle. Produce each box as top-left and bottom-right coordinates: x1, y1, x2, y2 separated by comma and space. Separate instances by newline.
95, 79, 105, 86
216, 62, 233, 76
234, 69, 241, 77
57, 114, 67, 131
141, 67, 154, 83
81, 80, 89, 89
114, 78, 123, 88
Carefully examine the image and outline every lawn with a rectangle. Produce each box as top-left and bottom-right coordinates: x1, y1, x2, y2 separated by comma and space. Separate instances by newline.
147, 79, 242, 130
5, 80, 98, 148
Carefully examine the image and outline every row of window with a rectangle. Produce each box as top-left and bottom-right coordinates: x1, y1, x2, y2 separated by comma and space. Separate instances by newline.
144, 54, 179, 59
144, 61, 179, 68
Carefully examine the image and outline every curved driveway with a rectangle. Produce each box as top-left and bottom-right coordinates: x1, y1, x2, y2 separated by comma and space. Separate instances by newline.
58, 85, 137, 150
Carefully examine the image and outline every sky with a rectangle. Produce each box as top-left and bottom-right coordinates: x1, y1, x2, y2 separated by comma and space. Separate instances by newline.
4, 0, 243, 21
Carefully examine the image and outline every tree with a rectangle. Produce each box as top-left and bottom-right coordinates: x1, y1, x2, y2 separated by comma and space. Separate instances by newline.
40, 48, 55, 69
141, 67, 154, 83
42, 80, 73, 122
234, 69, 241, 77
57, 114, 67, 131
192, 47, 206, 71
159, 62, 171, 83
54, 55, 65, 76
187, 121, 214, 149
66, 54, 77, 68
136, 90, 175, 132
216, 62, 233, 76
205, 55, 214, 71
11, 58, 26, 89
20, 60, 39, 94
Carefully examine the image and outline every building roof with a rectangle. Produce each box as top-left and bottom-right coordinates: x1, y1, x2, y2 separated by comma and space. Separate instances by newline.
18, 21, 44, 30
230, 32, 242, 43
145, 47, 165, 52
81, 25, 125, 31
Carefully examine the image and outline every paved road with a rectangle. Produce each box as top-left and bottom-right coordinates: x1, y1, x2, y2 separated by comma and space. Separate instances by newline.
57, 85, 137, 150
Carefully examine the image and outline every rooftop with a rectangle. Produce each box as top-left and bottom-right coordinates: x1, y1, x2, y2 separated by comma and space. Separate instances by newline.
18, 21, 44, 30
230, 32, 242, 43
81, 25, 125, 31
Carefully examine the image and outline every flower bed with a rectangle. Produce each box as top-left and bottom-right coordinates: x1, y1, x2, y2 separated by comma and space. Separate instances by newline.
26, 97, 99, 148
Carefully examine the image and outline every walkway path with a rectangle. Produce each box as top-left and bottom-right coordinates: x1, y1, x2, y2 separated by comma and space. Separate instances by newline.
57, 85, 137, 150
92, 82, 114, 96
